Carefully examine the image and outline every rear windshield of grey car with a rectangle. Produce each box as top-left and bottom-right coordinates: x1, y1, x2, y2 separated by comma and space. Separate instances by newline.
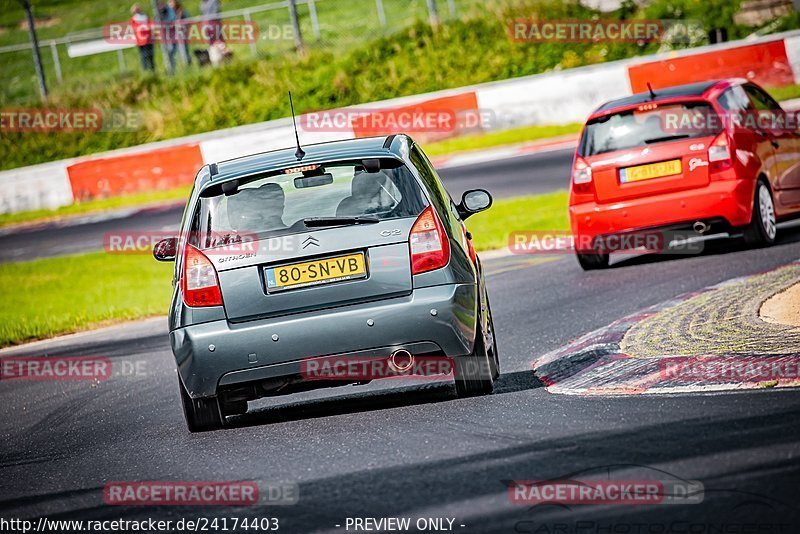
189, 160, 428, 248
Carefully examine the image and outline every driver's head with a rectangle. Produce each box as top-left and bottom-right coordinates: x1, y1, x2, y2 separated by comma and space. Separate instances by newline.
227, 182, 285, 231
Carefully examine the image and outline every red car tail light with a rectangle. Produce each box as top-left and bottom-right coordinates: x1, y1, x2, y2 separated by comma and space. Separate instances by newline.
571, 155, 595, 198
182, 244, 223, 307
708, 131, 733, 173
409, 206, 450, 274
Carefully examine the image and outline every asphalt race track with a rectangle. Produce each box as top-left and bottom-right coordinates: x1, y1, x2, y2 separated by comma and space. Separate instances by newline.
0, 148, 574, 263
2, 224, 800, 530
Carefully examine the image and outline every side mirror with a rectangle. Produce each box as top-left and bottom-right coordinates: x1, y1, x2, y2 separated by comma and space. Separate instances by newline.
457, 189, 492, 219
153, 237, 178, 261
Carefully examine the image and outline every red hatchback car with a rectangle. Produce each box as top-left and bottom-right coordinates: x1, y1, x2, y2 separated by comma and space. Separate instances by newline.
569, 78, 800, 270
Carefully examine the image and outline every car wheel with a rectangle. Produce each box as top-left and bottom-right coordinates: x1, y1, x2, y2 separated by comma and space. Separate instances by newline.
178, 375, 224, 432
743, 180, 777, 247
454, 306, 495, 397
485, 298, 500, 380
575, 251, 610, 271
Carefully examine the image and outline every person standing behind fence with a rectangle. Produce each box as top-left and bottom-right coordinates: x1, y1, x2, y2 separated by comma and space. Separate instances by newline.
170, 0, 192, 65
158, 0, 178, 73
130, 4, 155, 72
200, 0, 222, 45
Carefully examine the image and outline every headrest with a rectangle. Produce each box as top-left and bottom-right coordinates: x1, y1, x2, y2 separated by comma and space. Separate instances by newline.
227, 183, 285, 230
351, 171, 387, 198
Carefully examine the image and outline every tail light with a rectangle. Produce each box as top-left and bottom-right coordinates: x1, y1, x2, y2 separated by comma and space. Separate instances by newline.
571, 155, 595, 200
181, 244, 223, 307
708, 131, 732, 173
572, 156, 594, 192
409, 206, 450, 274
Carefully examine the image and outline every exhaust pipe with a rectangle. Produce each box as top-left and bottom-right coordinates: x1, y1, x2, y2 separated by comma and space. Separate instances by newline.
693, 221, 709, 234
388, 349, 414, 373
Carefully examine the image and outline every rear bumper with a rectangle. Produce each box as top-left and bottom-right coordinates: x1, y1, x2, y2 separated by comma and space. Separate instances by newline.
570, 178, 756, 246
171, 283, 477, 398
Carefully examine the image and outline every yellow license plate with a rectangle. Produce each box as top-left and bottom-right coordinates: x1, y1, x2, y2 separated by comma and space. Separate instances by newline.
265, 253, 367, 292
620, 159, 682, 183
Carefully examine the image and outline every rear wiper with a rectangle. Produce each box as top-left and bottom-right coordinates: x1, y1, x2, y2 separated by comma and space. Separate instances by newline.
643, 134, 690, 144
303, 216, 380, 227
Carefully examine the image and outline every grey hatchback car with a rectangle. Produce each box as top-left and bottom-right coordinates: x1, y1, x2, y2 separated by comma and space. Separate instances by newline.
154, 134, 498, 431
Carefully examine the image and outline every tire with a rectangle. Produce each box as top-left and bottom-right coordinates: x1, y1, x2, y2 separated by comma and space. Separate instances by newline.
743, 180, 777, 247
576, 251, 610, 271
485, 298, 500, 381
178, 375, 224, 432
454, 306, 495, 397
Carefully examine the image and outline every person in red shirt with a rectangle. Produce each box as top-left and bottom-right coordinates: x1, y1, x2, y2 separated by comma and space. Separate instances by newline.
130, 4, 155, 72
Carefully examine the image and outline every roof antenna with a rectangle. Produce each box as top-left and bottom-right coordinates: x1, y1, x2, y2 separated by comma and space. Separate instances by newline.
646, 82, 657, 100
289, 91, 305, 160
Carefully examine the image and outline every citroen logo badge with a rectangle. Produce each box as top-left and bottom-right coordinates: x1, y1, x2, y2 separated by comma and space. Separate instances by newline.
302, 236, 319, 249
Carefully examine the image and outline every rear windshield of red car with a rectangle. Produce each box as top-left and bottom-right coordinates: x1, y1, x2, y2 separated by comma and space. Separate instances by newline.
579, 101, 722, 157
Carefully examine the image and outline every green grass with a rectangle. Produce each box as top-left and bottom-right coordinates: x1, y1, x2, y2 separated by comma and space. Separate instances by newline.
766, 83, 800, 102
424, 123, 581, 156
0, 251, 174, 347
0, 185, 191, 228
467, 191, 569, 251
0, 190, 569, 346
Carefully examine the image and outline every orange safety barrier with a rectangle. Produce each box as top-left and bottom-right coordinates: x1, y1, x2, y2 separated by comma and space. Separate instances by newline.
351, 92, 481, 143
67, 143, 204, 201
628, 40, 795, 93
